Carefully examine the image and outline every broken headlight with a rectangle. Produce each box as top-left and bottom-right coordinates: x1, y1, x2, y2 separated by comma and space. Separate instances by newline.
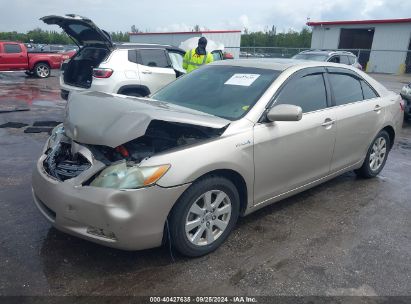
90, 161, 170, 189
45, 124, 65, 151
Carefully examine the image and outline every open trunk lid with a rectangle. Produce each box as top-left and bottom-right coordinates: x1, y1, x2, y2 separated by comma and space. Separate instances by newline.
40, 14, 113, 50
64, 92, 230, 148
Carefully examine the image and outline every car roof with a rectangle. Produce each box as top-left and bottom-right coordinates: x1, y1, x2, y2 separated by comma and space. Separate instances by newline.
209, 58, 315, 71
298, 50, 356, 56
209, 58, 359, 71
114, 43, 184, 53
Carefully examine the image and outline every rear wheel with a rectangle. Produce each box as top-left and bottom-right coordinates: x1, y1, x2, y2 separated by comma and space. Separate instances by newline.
355, 130, 390, 178
169, 176, 240, 257
34, 63, 50, 78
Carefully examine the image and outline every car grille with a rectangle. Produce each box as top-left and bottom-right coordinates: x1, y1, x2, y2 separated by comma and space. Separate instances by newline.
43, 143, 91, 181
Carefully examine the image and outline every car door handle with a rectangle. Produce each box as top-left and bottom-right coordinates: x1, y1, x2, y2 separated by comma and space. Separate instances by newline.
374, 105, 382, 112
321, 119, 335, 127
141, 70, 152, 74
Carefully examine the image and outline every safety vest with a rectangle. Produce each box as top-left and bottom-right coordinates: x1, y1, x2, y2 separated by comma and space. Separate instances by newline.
183, 49, 213, 73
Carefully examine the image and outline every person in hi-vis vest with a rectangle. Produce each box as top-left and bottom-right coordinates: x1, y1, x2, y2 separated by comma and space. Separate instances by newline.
183, 37, 213, 73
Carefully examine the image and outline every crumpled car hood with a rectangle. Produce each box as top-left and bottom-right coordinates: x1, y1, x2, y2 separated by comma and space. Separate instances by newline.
64, 91, 230, 148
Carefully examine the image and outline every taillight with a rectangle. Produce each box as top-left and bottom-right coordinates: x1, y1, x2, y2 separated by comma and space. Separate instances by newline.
400, 99, 405, 111
93, 68, 113, 78
223, 52, 234, 59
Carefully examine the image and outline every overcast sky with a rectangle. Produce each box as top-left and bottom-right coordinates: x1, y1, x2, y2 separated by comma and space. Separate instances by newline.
0, 0, 410, 33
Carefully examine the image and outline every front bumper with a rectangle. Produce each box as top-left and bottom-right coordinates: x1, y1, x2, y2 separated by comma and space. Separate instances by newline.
402, 97, 411, 117
32, 147, 190, 251
400, 86, 411, 117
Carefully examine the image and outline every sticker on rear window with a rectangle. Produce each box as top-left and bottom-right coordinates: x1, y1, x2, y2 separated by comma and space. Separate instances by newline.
224, 74, 260, 86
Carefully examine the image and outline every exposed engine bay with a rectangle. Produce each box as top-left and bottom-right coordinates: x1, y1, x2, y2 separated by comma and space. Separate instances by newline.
43, 120, 225, 181
44, 142, 91, 181
87, 120, 225, 164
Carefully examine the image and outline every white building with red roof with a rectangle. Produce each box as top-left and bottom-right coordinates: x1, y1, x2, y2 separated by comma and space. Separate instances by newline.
307, 18, 411, 74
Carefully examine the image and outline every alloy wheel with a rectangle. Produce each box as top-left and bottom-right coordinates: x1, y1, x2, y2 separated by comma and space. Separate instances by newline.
369, 136, 387, 171
185, 190, 232, 246
36, 65, 49, 78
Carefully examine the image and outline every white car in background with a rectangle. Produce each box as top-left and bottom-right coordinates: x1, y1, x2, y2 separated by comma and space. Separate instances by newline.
42, 14, 187, 99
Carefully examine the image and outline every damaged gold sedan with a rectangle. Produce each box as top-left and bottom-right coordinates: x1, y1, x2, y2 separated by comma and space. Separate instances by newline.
32, 59, 403, 256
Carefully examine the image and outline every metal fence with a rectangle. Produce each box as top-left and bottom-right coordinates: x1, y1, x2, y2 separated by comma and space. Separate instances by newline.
224, 47, 411, 74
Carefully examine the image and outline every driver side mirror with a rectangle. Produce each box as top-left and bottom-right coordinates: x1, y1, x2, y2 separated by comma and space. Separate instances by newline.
266, 104, 303, 122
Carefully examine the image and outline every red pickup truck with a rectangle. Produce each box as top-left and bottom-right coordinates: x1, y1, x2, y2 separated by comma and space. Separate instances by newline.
0, 41, 69, 78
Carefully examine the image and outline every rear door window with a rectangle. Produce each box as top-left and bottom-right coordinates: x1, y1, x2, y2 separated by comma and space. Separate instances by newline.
138, 49, 170, 68
275, 73, 328, 113
339, 56, 350, 64
4, 44, 22, 53
329, 73, 363, 105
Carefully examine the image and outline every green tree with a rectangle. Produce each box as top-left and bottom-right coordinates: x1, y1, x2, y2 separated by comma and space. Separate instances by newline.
131, 25, 139, 33
240, 26, 312, 48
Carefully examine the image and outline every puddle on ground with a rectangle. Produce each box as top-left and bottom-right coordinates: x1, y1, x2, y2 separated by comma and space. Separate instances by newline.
0, 72, 61, 106
398, 140, 411, 150
32, 100, 62, 107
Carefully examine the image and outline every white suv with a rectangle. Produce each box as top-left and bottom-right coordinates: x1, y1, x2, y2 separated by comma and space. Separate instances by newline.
293, 50, 363, 70
42, 15, 186, 99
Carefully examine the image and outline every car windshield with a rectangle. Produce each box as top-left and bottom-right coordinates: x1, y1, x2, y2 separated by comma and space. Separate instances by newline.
152, 65, 280, 120
293, 54, 328, 61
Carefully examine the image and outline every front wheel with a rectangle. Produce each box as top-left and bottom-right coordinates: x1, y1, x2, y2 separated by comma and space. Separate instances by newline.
355, 130, 390, 178
169, 176, 240, 257
34, 63, 50, 78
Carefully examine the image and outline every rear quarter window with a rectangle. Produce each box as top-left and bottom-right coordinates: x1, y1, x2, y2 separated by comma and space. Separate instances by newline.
348, 56, 356, 65
340, 56, 350, 64
128, 50, 138, 63
361, 80, 379, 99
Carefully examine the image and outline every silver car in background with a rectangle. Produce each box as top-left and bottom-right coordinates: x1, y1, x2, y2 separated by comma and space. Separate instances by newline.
293, 50, 363, 70
32, 59, 403, 256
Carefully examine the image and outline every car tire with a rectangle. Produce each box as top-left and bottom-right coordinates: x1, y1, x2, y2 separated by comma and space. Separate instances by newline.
34, 63, 50, 78
355, 130, 390, 178
169, 176, 240, 257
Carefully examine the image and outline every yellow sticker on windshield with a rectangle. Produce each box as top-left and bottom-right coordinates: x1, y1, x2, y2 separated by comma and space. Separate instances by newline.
242, 106, 250, 111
